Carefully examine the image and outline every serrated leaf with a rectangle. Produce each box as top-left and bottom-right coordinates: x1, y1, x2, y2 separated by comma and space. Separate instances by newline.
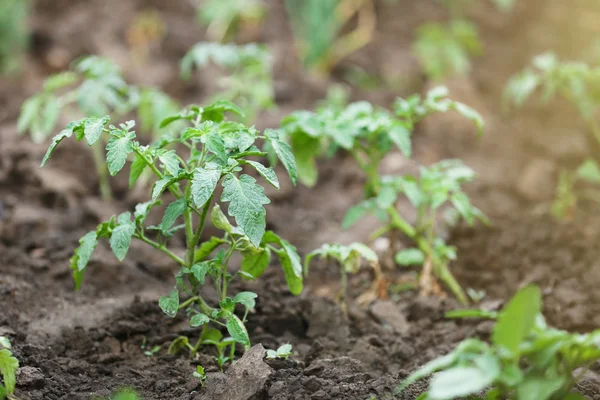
493, 285, 541, 356
0, 349, 18, 394
84, 116, 109, 145
160, 198, 187, 234
221, 174, 270, 247
190, 313, 210, 327
40, 126, 76, 167
129, 153, 147, 188
233, 291, 257, 309
389, 123, 412, 157
190, 262, 211, 284
226, 314, 250, 346
269, 134, 297, 186
211, 204, 234, 233
106, 131, 135, 176
158, 150, 180, 176
75, 231, 98, 272
192, 165, 222, 208
152, 177, 173, 199
241, 248, 270, 279
245, 160, 280, 189
110, 212, 135, 262
159, 289, 179, 318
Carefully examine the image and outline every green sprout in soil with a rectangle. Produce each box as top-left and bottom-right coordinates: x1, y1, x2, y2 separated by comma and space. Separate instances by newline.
181, 43, 274, 124
193, 365, 207, 387
305, 242, 379, 310
93, 388, 140, 400
280, 87, 486, 304
266, 344, 293, 360
505, 52, 600, 219
196, 0, 265, 43
0, 337, 18, 399
0, 0, 29, 74
397, 285, 600, 399
40, 100, 302, 363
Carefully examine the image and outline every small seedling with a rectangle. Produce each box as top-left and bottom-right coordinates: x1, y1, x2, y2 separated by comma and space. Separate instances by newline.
181, 43, 274, 124
0, 0, 28, 73
281, 87, 485, 303
40, 100, 302, 362
193, 365, 207, 387
169, 328, 236, 370
305, 243, 379, 308
505, 52, 600, 218
140, 337, 161, 358
0, 337, 18, 398
397, 285, 600, 399
266, 343, 293, 360
93, 388, 140, 400
196, 0, 265, 43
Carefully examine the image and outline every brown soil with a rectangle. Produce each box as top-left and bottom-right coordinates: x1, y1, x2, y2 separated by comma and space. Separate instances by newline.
2, 0, 600, 399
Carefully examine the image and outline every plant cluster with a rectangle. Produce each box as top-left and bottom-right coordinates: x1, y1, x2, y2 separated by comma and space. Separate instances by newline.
397, 285, 600, 399
280, 87, 486, 303
0, 0, 28, 74
505, 52, 600, 218
40, 100, 302, 362
0, 337, 18, 399
19, 55, 180, 200
181, 43, 274, 124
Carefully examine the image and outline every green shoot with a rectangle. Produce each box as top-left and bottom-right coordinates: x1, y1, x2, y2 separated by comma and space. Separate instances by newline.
196, 0, 265, 43
0, 0, 28, 74
181, 43, 274, 124
280, 87, 485, 303
40, 100, 302, 362
397, 285, 600, 400
0, 336, 18, 398
93, 388, 140, 400
266, 344, 293, 360
193, 365, 207, 387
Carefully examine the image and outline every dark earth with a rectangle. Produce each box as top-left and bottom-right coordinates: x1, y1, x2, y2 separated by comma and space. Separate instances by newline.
2, 0, 600, 399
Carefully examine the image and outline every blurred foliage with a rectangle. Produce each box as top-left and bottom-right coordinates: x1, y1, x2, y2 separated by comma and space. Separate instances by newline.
126, 9, 167, 63
197, 0, 265, 42
0, 0, 29, 74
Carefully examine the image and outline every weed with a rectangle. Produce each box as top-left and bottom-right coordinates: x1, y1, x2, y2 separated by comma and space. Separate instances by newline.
40, 100, 302, 361
397, 285, 600, 399
280, 87, 485, 303
0, 337, 18, 399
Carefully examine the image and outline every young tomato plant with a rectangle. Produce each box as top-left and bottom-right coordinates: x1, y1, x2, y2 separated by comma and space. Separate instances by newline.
397, 285, 600, 399
505, 52, 600, 218
281, 87, 485, 304
304, 243, 379, 309
266, 344, 293, 360
181, 43, 274, 124
40, 100, 302, 358
0, 336, 18, 398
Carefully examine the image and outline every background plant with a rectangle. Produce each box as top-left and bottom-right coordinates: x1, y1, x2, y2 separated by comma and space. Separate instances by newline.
0, 337, 18, 399
505, 52, 600, 218
266, 343, 293, 360
0, 0, 29, 74
18, 55, 179, 200
195, 0, 265, 43
284, 0, 376, 74
280, 87, 485, 303
397, 285, 600, 399
40, 100, 302, 362
181, 43, 274, 124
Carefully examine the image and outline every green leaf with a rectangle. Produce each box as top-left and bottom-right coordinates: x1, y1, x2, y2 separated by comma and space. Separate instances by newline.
429, 366, 496, 400
158, 150, 180, 176
349, 243, 378, 263
75, 231, 99, 272
376, 185, 398, 209
134, 201, 155, 225
445, 309, 498, 319
194, 237, 226, 262
159, 289, 179, 318
226, 314, 250, 346
167, 336, 190, 355
233, 291, 257, 309
40, 126, 76, 167
160, 198, 187, 234
110, 212, 135, 262
576, 159, 600, 184
241, 248, 271, 279
18, 95, 43, 134
515, 374, 566, 400
290, 133, 320, 187
342, 200, 375, 229
245, 160, 280, 189
389, 123, 412, 157
129, 153, 147, 188
221, 174, 270, 247
0, 337, 10, 349
211, 204, 234, 233
191, 165, 222, 208
43, 71, 78, 92
269, 133, 297, 186
202, 100, 245, 122
190, 313, 210, 327
276, 247, 303, 295
0, 349, 18, 394
395, 248, 425, 266
106, 131, 135, 176
190, 262, 211, 284
152, 177, 173, 199
395, 350, 461, 394
493, 285, 541, 356
84, 116, 109, 145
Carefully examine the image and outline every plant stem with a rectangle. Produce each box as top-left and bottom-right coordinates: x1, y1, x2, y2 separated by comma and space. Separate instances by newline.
91, 143, 112, 201
186, 195, 214, 266
133, 233, 187, 266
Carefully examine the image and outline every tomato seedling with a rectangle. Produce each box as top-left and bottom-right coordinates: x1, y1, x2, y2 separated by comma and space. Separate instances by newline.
397, 285, 600, 399
281, 87, 485, 304
266, 344, 293, 360
0, 336, 18, 398
40, 100, 302, 358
